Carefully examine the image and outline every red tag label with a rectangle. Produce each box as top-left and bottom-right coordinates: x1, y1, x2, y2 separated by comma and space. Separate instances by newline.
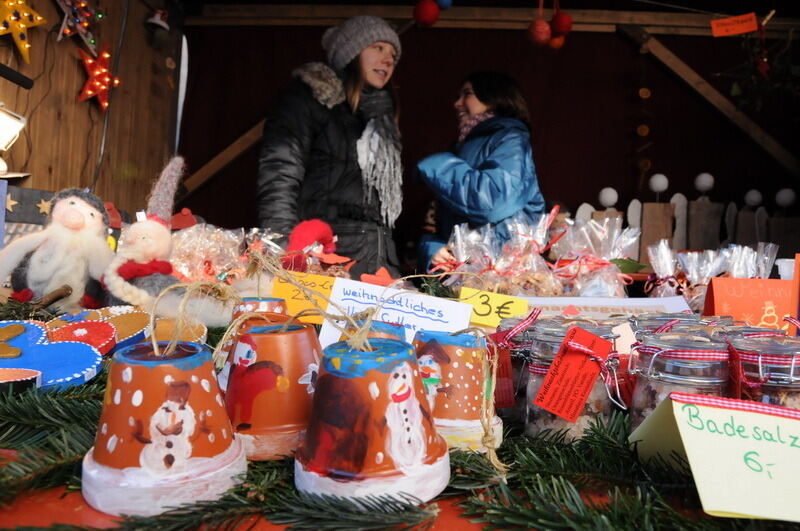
533, 326, 612, 422
710, 13, 758, 37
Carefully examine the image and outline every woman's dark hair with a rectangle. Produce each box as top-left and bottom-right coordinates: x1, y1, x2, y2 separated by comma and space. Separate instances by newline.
466, 71, 529, 125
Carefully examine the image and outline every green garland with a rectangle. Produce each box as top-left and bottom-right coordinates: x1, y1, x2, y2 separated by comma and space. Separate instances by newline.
0, 355, 795, 529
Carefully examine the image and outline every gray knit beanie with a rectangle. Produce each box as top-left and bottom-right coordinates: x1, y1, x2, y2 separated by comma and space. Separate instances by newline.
321, 16, 401, 72
49, 188, 110, 228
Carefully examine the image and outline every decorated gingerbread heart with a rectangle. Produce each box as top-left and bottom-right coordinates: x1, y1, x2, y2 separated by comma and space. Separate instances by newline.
0, 320, 102, 389
105, 311, 151, 350
48, 306, 150, 353
47, 310, 105, 331
0, 323, 27, 358
0, 368, 41, 393
50, 321, 117, 356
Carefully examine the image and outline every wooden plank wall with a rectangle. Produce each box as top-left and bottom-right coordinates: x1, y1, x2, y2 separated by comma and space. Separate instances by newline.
0, 0, 180, 214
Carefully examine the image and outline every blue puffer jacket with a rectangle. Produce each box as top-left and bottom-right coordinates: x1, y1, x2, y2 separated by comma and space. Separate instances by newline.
416, 116, 545, 270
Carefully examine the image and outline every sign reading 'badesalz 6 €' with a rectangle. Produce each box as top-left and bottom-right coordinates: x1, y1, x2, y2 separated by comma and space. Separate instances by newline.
631, 393, 800, 522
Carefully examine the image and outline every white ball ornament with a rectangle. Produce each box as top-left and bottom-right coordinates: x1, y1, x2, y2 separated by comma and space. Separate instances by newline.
694, 172, 714, 193
649, 173, 669, 193
744, 189, 762, 207
598, 187, 618, 208
776, 188, 796, 208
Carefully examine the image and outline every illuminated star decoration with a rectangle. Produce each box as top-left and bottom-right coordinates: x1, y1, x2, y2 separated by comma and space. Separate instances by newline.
36, 198, 51, 215
6, 193, 18, 212
0, 0, 47, 63
78, 43, 120, 112
55, 0, 103, 57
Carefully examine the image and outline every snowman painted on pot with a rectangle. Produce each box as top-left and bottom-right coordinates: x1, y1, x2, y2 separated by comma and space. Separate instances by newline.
383, 362, 426, 473
136, 381, 198, 476
415, 339, 451, 410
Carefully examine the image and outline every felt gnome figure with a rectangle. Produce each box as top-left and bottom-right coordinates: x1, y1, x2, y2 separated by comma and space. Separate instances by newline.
104, 157, 232, 326
0, 188, 114, 312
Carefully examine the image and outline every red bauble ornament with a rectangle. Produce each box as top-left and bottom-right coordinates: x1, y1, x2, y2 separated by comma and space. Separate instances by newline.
548, 35, 566, 50
550, 11, 572, 36
527, 19, 551, 46
414, 0, 440, 27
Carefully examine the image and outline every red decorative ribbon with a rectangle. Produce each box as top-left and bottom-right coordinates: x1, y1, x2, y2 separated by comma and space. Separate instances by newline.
644, 274, 687, 295
494, 308, 542, 349
565, 340, 627, 409
428, 259, 465, 274
652, 319, 682, 333
635, 345, 729, 362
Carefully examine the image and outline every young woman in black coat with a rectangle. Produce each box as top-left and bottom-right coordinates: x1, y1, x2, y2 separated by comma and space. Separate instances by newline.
257, 16, 403, 278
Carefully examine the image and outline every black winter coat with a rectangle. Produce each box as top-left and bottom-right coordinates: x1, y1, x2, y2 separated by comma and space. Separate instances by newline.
257, 63, 400, 278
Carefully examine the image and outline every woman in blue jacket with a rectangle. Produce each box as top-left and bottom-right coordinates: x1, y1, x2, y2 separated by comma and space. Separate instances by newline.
417, 71, 545, 270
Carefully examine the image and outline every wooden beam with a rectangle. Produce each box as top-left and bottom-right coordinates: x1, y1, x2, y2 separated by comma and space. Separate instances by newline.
187, 5, 799, 38
182, 119, 264, 197
618, 24, 800, 179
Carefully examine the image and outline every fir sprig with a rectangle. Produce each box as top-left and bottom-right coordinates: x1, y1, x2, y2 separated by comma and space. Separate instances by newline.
0, 298, 56, 322
116, 460, 438, 531
0, 378, 104, 503
0, 435, 89, 503
462, 477, 798, 530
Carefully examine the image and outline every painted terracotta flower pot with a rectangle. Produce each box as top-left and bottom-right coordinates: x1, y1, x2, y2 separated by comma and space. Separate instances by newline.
294, 338, 450, 501
81, 341, 247, 517
412, 330, 503, 452
339, 319, 406, 342
151, 318, 208, 344
232, 297, 287, 318
224, 323, 320, 460
218, 311, 291, 371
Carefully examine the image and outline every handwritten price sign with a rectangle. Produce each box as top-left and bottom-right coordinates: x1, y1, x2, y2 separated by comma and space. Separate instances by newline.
631, 393, 800, 522
459, 287, 529, 328
270, 272, 334, 324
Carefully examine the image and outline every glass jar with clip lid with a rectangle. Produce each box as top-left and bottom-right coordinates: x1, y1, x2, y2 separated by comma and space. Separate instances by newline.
727, 335, 800, 407
630, 332, 728, 430
525, 317, 626, 440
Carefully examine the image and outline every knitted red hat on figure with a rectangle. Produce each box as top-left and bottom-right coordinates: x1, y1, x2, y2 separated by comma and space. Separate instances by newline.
282, 219, 337, 272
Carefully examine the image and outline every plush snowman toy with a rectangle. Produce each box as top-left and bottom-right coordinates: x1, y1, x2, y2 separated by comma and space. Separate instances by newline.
384, 362, 426, 472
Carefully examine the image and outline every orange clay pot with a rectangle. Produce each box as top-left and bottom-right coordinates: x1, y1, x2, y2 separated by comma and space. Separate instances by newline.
217, 310, 291, 371
294, 338, 450, 501
338, 319, 406, 342
223, 322, 321, 460
412, 330, 503, 452
232, 297, 287, 318
151, 318, 208, 344
81, 341, 246, 516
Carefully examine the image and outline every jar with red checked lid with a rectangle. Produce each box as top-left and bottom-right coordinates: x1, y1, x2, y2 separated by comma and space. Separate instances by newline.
728, 335, 800, 408
525, 318, 624, 441
630, 332, 728, 430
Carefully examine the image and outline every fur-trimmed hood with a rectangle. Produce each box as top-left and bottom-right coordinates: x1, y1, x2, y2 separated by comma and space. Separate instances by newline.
292, 62, 346, 109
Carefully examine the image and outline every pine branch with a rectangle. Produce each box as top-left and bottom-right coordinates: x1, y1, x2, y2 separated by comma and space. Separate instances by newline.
462, 478, 798, 531
0, 386, 102, 451
265, 491, 439, 530
0, 435, 89, 504
206, 326, 228, 349
0, 299, 56, 321
418, 277, 455, 299
117, 459, 437, 531
443, 449, 507, 495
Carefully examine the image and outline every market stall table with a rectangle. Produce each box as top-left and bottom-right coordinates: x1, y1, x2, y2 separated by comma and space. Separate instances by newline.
0, 487, 483, 529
